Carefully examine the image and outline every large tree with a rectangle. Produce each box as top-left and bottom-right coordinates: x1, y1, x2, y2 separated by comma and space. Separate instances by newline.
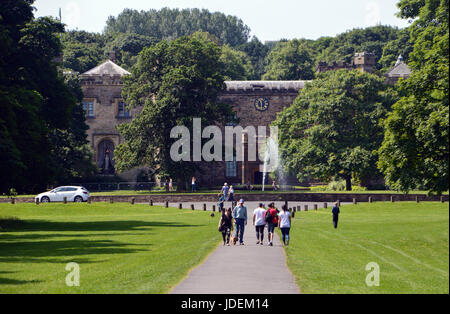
316, 25, 403, 71
0, 0, 93, 193
378, 28, 414, 72
263, 39, 315, 81
103, 33, 158, 70
61, 30, 105, 73
378, 0, 449, 194
274, 70, 395, 190
114, 35, 232, 189
238, 36, 270, 80
219, 45, 255, 80
105, 8, 250, 48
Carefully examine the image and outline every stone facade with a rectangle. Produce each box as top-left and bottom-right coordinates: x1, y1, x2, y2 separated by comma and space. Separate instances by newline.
199, 81, 306, 186
80, 60, 306, 185
80, 54, 409, 186
80, 61, 140, 173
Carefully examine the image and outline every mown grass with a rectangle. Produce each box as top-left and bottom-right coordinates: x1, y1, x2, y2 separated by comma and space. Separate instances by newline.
0, 203, 220, 293
282, 202, 449, 294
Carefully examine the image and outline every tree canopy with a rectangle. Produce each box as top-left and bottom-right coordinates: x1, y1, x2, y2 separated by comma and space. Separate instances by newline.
0, 0, 94, 193
61, 30, 105, 73
263, 39, 315, 80
378, 0, 449, 194
316, 25, 408, 73
114, 35, 232, 189
274, 70, 395, 190
104, 8, 250, 48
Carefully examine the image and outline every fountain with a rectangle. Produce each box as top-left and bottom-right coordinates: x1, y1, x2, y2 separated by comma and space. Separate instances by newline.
261, 137, 286, 191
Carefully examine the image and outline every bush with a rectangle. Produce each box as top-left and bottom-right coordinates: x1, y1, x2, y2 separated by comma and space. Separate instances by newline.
309, 181, 368, 192
328, 180, 346, 191
5, 188, 18, 198
309, 185, 328, 192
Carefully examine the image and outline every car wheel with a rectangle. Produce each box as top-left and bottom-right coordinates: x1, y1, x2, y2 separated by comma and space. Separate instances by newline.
74, 196, 83, 203
41, 196, 50, 203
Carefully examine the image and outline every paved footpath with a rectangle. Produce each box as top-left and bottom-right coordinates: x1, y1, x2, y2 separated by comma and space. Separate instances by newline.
171, 202, 300, 294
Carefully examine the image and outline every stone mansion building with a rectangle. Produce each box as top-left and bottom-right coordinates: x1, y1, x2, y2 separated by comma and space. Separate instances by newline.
80, 54, 410, 186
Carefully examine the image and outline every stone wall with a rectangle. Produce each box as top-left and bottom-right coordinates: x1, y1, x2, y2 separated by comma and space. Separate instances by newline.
3, 193, 448, 204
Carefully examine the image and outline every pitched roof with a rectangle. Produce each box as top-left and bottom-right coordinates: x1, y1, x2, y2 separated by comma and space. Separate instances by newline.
82, 60, 130, 76
225, 81, 307, 91
387, 56, 411, 77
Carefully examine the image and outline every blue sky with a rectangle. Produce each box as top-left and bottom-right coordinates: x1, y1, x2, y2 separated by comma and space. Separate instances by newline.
33, 0, 410, 41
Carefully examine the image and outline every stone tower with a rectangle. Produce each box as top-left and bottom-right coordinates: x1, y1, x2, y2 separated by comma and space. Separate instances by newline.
354, 52, 376, 73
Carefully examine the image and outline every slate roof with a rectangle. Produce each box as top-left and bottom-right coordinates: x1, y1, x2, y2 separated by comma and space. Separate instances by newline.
387, 56, 412, 78
82, 60, 130, 76
225, 81, 307, 91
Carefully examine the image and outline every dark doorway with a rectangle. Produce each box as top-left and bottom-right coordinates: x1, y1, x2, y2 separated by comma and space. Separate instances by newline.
254, 172, 268, 185
98, 140, 115, 174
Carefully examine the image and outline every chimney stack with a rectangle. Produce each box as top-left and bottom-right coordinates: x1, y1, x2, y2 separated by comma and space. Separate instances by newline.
108, 51, 116, 63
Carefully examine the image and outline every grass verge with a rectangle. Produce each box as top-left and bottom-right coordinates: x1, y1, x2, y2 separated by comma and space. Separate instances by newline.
0, 203, 220, 293
281, 202, 449, 293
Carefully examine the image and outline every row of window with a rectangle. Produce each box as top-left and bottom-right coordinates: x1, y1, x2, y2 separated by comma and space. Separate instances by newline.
82, 100, 131, 118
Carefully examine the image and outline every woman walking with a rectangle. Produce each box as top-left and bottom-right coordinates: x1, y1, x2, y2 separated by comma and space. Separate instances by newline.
168, 178, 173, 192
278, 205, 292, 246
218, 208, 233, 246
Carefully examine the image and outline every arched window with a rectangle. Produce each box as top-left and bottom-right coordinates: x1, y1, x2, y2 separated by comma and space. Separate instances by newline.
97, 140, 115, 174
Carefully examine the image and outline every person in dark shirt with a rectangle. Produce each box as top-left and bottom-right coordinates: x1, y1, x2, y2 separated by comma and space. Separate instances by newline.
218, 208, 233, 245
218, 194, 225, 213
332, 202, 340, 229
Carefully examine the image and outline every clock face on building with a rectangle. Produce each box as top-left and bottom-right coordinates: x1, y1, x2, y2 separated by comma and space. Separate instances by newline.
254, 98, 270, 112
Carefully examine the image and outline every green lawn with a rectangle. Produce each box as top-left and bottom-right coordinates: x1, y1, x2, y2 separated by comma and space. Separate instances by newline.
0, 203, 220, 293
283, 202, 449, 294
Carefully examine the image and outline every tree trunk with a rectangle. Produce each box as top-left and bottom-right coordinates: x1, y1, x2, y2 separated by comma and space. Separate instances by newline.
176, 179, 186, 192
345, 176, 352, 191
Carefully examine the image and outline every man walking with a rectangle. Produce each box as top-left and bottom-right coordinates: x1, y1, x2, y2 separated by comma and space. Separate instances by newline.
253, 203, 266, 245
218, 194, 225, 213
332, 202, 340, 229
232, 199, 248, 245
265, 203, 279, 246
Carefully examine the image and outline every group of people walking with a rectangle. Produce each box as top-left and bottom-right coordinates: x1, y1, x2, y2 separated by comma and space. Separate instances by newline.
218, 199, 292, 247
218, 199, 341, 247
252, 202, 291, 246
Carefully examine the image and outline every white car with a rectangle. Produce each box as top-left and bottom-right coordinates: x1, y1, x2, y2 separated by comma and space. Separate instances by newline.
36, 186, 90, 203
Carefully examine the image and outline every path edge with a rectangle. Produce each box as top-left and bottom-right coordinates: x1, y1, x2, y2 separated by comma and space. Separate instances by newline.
275, 231, 302, 294
168, 239, 222, 294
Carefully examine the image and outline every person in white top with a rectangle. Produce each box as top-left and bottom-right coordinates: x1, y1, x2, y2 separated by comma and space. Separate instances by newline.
253, 203, 267, 245
278, 205, 292, 246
